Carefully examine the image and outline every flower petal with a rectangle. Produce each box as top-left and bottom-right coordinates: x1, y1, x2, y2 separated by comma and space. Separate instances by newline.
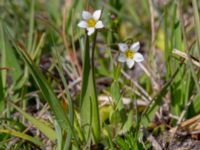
126, 59, 135, 68
93, 10, 101, 20
87, 28, 95, 36
134, 52, 144, 62
130, 41, 140, 52
78, 21, 87, 28
118, 54, 126, 62
118, 43, 128, 52
82, 11, 92, 20
95, 21, 104, 29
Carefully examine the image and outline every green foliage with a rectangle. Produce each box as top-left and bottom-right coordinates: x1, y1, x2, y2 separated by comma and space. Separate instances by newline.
1, 0, 200, 149
0, 129, 43, 148
115, 130, 144, 150
10, 102, 56, 141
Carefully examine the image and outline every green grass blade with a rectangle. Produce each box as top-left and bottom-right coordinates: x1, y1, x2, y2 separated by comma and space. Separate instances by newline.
89, 70, 100, 142
27, 0, 35, 52
80, 32, 101, 142
0, 22, 6, 114
55, 121, 63, 150
0, 22, 6, 89
103, 125, 115, 150
192, 0, 200, 61
1, 24, 22, 85
90, 30, 101, 142
0, 129, 43, 148
80, 35, 92, 141
10, 102, 56, 141
0, 118, 25, 131
46, 0, 61, 25
0, 72, 3, 112
170, 14, 184, 116
12, 43, 79, 144
142, 63, 182, 126
53, 48, 75, 149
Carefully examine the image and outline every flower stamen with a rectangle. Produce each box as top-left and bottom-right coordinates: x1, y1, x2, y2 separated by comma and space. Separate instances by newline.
125, 49, 134, 59
87, 18, 96, 27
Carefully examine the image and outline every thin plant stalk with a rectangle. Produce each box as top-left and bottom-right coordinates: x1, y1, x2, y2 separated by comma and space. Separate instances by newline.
91, 31, 100, 142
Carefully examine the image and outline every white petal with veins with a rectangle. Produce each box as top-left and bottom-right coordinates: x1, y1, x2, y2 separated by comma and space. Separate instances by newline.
78, 21, 87, 28
130, 42, 140, 52
93, 10, 101, 20
126, 59, 135, 68
118, 43, 128, 52
87, 28, 95, 35
95, 21, 104, 29
134, 53, 144, 62
82, 11, 92, 20
118, 54, 126, 62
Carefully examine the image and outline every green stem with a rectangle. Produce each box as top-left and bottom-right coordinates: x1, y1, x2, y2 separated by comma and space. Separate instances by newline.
80, 35, 90, 106
80, 33, 91, 142
91, 31, 100, 143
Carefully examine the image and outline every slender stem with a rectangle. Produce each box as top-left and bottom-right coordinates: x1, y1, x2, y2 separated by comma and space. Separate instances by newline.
91, 32, 97, 80
91, 31, 100, 142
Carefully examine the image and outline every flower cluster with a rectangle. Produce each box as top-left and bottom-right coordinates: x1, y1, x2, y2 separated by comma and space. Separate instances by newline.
78, 10, 144, 68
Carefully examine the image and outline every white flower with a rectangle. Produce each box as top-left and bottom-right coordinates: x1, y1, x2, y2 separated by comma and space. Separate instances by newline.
118, 42, 144, 68
78, 10, 104, 36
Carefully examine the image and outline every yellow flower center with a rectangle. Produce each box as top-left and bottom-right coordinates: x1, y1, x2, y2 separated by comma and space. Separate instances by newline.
87, 18, 96, 27
125, 49, 134, 59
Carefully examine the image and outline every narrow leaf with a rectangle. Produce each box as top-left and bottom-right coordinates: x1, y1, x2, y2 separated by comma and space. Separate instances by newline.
0, 129, 43, 148
12, 43, 78, 143
10, 102, 56, 141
